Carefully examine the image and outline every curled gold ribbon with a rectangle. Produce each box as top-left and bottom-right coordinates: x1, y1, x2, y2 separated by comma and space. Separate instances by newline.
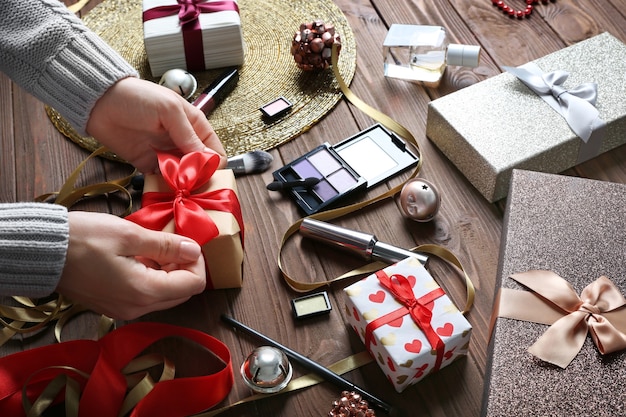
278, 44, 474, 315
498, 270, 626, 368
0, 146, 134, 346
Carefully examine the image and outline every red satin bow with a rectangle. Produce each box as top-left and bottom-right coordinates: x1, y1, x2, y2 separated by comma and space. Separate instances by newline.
0, 322, 233, 417
126, 150, 243, 247
365, 271, 446, 371
142, 0, 240, 71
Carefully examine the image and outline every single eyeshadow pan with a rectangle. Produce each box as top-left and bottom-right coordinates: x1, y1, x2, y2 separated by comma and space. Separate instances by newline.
308, 148, 342, 176
260, 96, 293, 118
327, 168, 357, 193
292, 159, 322, 179
313, 180, 337, 202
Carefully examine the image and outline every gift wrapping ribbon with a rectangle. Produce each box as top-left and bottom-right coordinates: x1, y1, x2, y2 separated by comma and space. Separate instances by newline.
0, 322, 234, 417
278, 44, 476, 315
503, 63, 607, 163
142, 0, 240, 71
126, 149, 244, 290
126, 149, 243, 247
497, 270, 626, 368
365, 271, 446, 372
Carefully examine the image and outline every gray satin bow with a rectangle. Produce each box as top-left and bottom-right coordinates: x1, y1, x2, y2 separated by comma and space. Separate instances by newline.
503, 63, 606, 162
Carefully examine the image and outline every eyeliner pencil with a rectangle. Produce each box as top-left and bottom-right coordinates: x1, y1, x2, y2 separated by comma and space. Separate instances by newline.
220, 314, 395, 415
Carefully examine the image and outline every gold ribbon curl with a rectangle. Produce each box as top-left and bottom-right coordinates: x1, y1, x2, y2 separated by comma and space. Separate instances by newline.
0, 147, 134, 346
278, 44, 475, 315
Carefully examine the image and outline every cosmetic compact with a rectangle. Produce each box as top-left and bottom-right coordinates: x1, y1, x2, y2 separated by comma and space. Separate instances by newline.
291, 291, 332, 320
260, 96, 293, 119
270, 124, 419, 214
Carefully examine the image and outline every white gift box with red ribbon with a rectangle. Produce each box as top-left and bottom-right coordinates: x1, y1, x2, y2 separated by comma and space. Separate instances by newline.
343, 257, 472, 392
143, 0, 244, 77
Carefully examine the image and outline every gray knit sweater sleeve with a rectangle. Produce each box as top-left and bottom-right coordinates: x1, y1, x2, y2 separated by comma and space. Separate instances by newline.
0, 204, 69, 297
0, 0, 139, 135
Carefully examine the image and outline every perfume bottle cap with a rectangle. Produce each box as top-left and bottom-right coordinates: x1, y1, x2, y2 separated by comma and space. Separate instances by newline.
447, 44, 481, 68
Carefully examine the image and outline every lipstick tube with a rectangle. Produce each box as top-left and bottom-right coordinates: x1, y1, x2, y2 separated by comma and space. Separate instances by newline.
191, 67, 239, 115
299, 218, 428, 265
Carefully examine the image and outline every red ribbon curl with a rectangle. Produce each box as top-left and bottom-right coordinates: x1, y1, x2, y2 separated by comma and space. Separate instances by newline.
126, 149, 244, 247
365, 271, 446, 372
143, 0, 240, 71
0, 322, 233, 417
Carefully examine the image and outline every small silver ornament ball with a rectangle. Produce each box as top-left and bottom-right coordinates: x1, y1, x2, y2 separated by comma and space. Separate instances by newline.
240, 346, 293, 393
399, 178, 441, 222
158, 69, 198, 99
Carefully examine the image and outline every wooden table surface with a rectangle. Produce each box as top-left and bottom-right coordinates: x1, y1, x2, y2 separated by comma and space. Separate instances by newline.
1, 0, 625, 416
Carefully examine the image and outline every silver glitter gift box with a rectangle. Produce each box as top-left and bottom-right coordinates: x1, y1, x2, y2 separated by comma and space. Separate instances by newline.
482, 170, 626, 416
426, 32, 626, 202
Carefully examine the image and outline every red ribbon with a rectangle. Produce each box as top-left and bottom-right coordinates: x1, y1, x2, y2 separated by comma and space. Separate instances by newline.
142, 0, 240, 71
365, 271, 446, 372
0, 322, 234, 417
126, 149, 244, 247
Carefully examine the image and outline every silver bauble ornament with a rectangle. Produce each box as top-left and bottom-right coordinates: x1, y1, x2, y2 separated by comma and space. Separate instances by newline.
158, 69, 198, 99
240, 346, 293, 393
399, 178, 441, 222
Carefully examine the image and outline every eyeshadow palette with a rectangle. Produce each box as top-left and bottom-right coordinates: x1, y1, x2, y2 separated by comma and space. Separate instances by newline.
270, 124, 419, 214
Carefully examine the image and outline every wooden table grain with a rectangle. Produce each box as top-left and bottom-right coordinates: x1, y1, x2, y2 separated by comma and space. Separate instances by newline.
1, 0, 625, 416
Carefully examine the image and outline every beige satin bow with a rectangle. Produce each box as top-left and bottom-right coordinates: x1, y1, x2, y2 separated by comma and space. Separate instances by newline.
499, 270, 626, 368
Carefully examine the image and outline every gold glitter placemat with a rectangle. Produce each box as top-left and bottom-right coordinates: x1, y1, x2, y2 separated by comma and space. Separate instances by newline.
47, 0, 357, 161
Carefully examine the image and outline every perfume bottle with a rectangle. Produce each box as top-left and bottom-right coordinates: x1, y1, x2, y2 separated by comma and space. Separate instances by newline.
383, 25, 481, 87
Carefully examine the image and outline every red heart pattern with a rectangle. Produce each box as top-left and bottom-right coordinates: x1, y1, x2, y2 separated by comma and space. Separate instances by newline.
436, 322, 454, 337
369, 290, 385, 303
404, 339, 422, 353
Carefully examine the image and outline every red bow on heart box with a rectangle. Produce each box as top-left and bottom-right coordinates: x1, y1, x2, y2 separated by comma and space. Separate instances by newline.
343, 257, 472, 393
127, 149, 244, 289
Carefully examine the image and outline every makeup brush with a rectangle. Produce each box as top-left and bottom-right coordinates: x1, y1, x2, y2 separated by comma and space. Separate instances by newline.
266, 177, 320, 191
227, 150, 274, 175
130, 150, 274, 190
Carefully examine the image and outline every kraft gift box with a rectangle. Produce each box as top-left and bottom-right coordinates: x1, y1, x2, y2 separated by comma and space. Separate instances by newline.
482, 170, 626, 416
344, 257, 472, 393
142, 0, 245, 77
426, 32, 626, 202
132, 169, 244, 290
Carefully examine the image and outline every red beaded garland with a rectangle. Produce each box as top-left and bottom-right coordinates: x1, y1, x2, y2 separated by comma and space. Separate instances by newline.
491, 0, 553, 19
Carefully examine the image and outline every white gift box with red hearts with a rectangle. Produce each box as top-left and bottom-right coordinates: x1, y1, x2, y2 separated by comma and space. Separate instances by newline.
343, 257, 472, 393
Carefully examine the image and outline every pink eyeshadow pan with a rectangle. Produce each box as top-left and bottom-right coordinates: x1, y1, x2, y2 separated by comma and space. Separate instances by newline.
260, 96, 293, 118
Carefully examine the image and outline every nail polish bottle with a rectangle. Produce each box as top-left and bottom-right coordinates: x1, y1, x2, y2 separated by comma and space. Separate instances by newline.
383, 24, 481, 87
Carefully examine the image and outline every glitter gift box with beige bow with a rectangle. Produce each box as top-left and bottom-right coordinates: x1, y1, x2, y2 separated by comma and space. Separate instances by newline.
482, 170, 626, 416
343, 257, 472, 393
142, 0, 245, 77
426, 32, 626, 202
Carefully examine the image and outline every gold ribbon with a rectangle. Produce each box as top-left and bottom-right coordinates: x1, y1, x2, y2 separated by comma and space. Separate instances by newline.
278, 44, 475, 315
0, 147, 134, 347
498, 270, 626, 368
197, 351, 373, 417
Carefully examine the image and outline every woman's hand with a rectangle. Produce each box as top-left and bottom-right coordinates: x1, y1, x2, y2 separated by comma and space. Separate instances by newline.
86, 77, 227, 173
58, 211, 206, 320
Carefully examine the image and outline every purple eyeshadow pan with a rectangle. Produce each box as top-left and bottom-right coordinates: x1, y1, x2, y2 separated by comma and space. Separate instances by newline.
308, 149, 342, 176
327, 168, 357, 193
313, 180, 338, 202
292, 159, 322, 179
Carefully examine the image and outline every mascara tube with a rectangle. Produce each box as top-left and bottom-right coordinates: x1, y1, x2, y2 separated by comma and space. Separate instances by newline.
300, 218, 428, 265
